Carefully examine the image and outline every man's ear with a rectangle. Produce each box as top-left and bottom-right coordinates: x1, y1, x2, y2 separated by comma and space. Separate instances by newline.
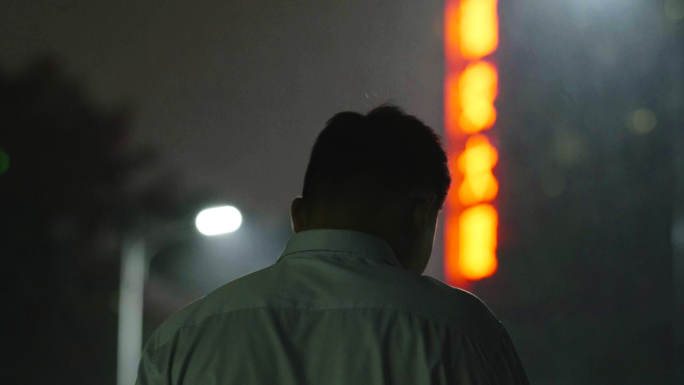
411, 191, 437, 232
291, 197, 306, 233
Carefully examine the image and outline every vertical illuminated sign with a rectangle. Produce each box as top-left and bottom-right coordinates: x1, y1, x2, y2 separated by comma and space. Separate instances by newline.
444, 0, 499, 287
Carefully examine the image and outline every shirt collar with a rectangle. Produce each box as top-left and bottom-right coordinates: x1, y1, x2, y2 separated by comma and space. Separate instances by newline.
276, 229, 403, 268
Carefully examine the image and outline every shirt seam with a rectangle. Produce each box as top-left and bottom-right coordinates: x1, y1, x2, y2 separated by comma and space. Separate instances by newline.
151, 326, 159, 376
281, 249, 381, 259
487, 321, 506, 367
154, 305, 496, 352
278, 250, 401, 266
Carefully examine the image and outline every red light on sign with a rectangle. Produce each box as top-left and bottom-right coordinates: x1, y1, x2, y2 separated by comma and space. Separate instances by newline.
458, 135, 499, 206
458, 0, 499, 60
444, 0, 500, 286
458, 62, 498, 134
459, 204, 498, 280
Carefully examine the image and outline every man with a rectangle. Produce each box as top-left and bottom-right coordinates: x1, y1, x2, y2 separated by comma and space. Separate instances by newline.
136, 105, 529, 384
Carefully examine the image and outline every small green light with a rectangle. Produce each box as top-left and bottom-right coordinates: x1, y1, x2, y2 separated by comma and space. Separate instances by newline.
0, 147, 9, 175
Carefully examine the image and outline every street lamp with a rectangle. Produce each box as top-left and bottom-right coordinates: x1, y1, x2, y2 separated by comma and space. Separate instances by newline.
116, 206, 242, 385
195, 206, 242, 236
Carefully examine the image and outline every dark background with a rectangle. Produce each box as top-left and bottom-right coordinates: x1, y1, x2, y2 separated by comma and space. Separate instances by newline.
1, 0, 682, 384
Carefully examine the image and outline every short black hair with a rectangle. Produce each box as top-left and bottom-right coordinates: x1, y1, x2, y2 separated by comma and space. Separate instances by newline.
301, 105, 451, 217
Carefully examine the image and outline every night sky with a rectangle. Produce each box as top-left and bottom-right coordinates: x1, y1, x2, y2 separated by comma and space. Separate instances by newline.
0, 0, 449, 284
0, 1, 452, 291
0, 0, 443, 217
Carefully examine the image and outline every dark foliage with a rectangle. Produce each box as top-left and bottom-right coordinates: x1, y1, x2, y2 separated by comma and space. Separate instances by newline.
0, 59, 182, 385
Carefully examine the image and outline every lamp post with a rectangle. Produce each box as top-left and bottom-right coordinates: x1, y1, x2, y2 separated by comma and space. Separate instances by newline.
116, 206, 242, 385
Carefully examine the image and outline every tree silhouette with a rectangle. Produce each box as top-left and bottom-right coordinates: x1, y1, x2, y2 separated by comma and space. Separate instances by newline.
0, 58, 186, 385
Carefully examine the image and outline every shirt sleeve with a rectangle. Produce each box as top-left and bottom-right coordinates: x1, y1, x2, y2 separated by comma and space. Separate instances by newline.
489, 325, 529, 385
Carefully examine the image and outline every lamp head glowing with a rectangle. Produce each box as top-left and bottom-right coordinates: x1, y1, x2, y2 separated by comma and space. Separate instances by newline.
195, 206, 242, 236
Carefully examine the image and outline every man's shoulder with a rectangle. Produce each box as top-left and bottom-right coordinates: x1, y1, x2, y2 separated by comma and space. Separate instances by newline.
152, 266, 274, 348
150, 264, 502, 349
405, 273, 503, 340
416, 274, 494, 314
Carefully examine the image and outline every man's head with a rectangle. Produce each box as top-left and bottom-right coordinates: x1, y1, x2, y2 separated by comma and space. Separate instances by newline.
290, 105, 452, 274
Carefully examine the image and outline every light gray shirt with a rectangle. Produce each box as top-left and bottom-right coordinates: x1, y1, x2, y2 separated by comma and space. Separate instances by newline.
136, 229, 529, 384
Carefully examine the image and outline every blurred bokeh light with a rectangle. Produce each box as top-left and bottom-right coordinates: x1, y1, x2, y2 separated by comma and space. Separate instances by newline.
195, 206, 242, 236
458, 62, 498, 133
630, 108, 657, 135
459, 203, 498, 280
457, 134, 499, 206
458, 0, 499, 59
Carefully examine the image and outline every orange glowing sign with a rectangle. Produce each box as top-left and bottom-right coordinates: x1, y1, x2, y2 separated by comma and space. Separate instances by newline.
458, 62, 498, 133
445, 73, 462, 136
459, 204, 498, 280
444, 0, 500, 286
445, 2, 461, 65
457, 135, 499, 206
458, 0, 499, 59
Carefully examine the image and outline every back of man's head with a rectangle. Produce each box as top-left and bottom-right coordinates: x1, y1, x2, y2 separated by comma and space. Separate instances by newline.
301, 105, 451, 222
